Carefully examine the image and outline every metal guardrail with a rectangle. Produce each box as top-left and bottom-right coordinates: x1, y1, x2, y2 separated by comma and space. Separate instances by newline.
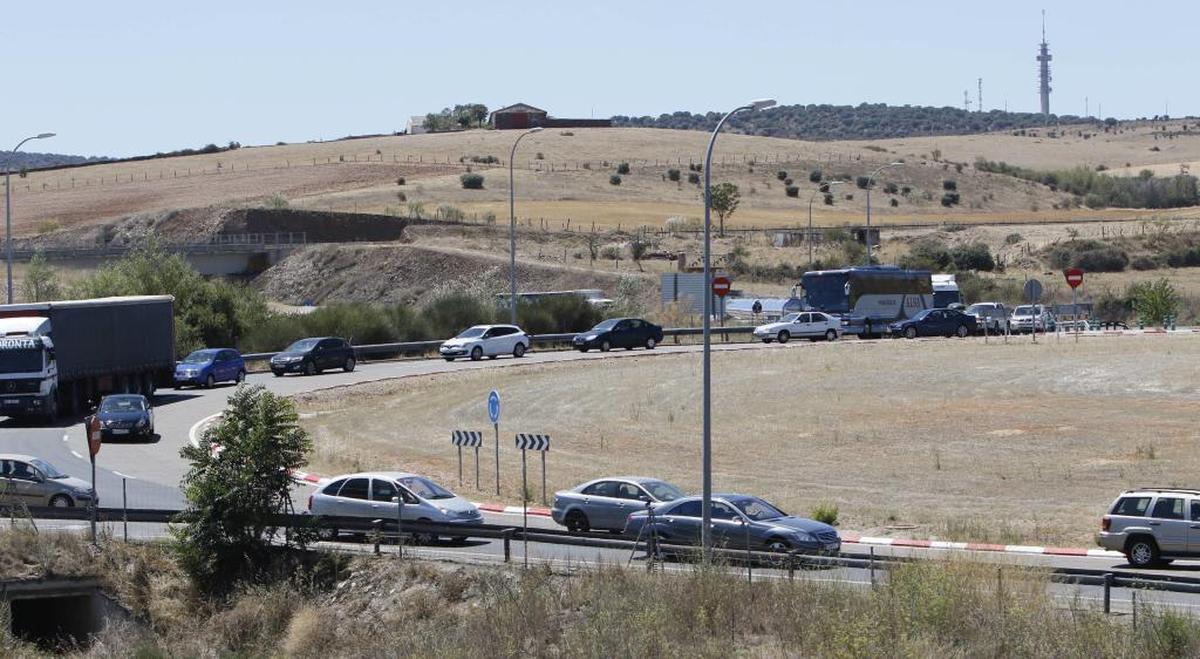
240, 326, 756, 363
11, 232, 308, 261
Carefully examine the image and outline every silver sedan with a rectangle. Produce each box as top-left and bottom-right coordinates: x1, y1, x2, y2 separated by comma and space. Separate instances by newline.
551, 476, 685, 532
0, 454, 95, 508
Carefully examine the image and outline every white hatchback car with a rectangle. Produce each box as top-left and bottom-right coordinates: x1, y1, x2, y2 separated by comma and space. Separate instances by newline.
308, 471, 483, 542
439, 324, 530, 361
753, 311, 842, 343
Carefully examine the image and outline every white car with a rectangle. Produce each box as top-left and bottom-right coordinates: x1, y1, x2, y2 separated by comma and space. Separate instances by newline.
753, 311, 842, 343
439, 324, 530, 361
307, 471, 483, 543
965, 302, 1010, 334
1010, 304, 1056, 333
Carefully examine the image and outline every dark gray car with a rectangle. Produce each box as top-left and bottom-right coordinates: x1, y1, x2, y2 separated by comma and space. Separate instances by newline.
551, 477, 685, 532
623, 494, 841, 554
0, 454, 95, 508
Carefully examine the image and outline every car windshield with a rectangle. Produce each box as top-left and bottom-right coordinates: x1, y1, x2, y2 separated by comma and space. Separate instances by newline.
1013, 306, 1039, 316
398, 476, 455, 500
100, 397, 146, 413
780, 313, 800, 323
455, 327, 486, 339
286, 338, 320, 352
181, 350, 216, 364
965, 305, 989, 314
729, 496, 786, 521
29, 458, 66, 479
590, 319, 619, 331
642, 480, 684, 502
910, 309, 934, 321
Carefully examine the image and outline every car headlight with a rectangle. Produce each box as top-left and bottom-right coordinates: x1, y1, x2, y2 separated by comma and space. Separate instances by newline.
136, 418, 148, 427
790, 530, 815, 542
583, 335, 596, 340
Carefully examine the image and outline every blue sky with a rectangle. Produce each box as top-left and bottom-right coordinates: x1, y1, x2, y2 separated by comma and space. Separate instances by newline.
3, 0, 1195, 157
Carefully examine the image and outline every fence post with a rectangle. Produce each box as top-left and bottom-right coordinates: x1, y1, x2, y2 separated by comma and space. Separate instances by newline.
1103, 572, 1113, 614
869, 546, 875, 585
373, 520, 382, 555
503, 528, 512, 563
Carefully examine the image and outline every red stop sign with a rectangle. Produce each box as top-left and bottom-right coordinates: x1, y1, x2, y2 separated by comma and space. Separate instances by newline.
1064, 268, 1084, 289
711, 276, 731, 297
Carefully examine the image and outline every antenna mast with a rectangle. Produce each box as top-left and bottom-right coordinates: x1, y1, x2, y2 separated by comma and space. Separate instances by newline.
1037, 10, 1052, 118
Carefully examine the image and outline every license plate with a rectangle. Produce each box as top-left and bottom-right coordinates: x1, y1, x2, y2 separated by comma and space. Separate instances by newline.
112, 429, 129, 435
3, 399, 18, 405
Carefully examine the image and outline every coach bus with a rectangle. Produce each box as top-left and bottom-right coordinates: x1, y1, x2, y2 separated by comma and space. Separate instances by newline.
796, 266, 933, 338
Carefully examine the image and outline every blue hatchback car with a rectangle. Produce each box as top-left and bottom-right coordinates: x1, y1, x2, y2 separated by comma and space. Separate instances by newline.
173, 348, 246, 389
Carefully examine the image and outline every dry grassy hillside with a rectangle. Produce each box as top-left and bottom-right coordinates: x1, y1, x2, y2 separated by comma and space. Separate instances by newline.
9, 124, 1200, 239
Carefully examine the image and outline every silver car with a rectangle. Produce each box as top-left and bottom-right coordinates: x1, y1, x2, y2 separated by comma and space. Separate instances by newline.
307, 471, 482, 542
965, 302, 1010, 334
552, 476, 685, 532
624, 494, 841, 554
1097, 488, 1200, 567
0, 454, 95, 508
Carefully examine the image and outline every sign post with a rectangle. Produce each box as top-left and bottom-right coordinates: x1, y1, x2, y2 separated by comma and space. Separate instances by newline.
712, 276, 731, 337
451, 431, 483, 488
488, 391, 501, 495
85, 415, 102, 544
1023, 279, 1043, 344
514, 433, 550, 569
1064, 268, 1084, 342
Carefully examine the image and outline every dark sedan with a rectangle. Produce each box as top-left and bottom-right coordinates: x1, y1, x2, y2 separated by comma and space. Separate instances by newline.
270, 337, 356, 376
623, 494, 841, 554
573, 318, 663, 352
96, 394, 154, 441
888, 308, 977, 339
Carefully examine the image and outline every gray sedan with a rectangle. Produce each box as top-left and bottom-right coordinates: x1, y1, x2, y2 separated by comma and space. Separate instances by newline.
0, 454, 95, 508
552, 476, 685, 532
623, 494, 841, 554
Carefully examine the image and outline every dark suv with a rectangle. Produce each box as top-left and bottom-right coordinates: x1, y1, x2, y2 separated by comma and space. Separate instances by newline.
270, 337, 356, 376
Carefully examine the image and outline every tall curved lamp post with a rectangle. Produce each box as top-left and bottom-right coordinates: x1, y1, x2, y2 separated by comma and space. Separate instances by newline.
6, 133, 56, 303
864, 161, 903, 265
508, 127, 543, 324
701, 98, 774, 561
807, 180, 842, 269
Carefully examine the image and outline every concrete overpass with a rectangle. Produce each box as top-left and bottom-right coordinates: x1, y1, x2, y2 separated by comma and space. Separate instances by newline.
10, 232, 307, 276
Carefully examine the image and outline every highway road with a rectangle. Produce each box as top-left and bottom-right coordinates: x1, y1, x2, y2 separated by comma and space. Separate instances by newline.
3, 335, 1200, 602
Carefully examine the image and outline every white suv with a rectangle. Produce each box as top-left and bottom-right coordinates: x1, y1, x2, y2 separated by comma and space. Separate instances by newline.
753, 311, 842, 343
1097, 488, 1200, 567
1010, 304, 1056, 333
439, 324, 530, 361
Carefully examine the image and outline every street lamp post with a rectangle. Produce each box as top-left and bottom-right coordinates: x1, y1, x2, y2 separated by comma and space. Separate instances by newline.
864, 162, 903, 265
5, 133, 56, 304
808, 181, 842, 269
702, 98, 774, 562
508, 127, 543, 324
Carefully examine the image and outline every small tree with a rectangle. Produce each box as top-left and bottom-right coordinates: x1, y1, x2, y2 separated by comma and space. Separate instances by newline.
883, 182, 899, 194
785, 185, 799, 197
1130, 278, 1178, 325
708, 182, 741, 237
856, 176, 870, 190
776, 170, 788, 181
629, 233, 650, 271
616, 163, 631, 175
943, 179, 957, 191
173, 385, 313, 591
267, 193, 288, 209
609, 175, 622, 185
809, 170, 822, 183
687, 172, 700, 185
460, 173, 485, 189
667, 168, 681, 182
584, 232, 601, 262
22, 250, 61, 302
889, 198, 899, 207
940, 192, 961, 207
823, 193, 834, 205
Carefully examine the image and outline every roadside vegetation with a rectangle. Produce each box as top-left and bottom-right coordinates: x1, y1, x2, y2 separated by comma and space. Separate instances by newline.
975, 158, 1200, 209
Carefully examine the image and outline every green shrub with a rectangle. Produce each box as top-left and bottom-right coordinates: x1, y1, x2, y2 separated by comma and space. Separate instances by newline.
950, 243, 995, 271
267, 193, 288, 209
437, 204, 465, 221
396, 177, 406, 185
823, 193, 834, 205
600, 245, 622, 260
609, 175, 622, 186
785, 185, 799, 197
855, 176, 870, 189
1166, 247, 1200, 268
460, 173, 485, 189
515, 295, 603, 334
667, 168, 681, 182
810, 502, 839, 526
900, 237, 954, 271
616, 162, 630, 175
883, 182, 899, 194
783, 178, 793, 186
687, 172, 700, 185
940, 192, 961, 207
776, 170, 788, 181
809, 170, 822, 183
1130, 278, 1178, 325
1004, 232, 1023, 245
1075, 247, 1129, 272
889, 198, 899, 207
943, 179, 957, 191
1132, 255, 1160, 270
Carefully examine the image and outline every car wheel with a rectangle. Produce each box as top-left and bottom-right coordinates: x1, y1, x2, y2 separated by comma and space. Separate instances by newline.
904, 326, 917, 339
304, 361, 317, 376
470, 347, 483, 361
565, 510, 591, 533
236, 370, 246, 384
449, 536, 468, 545
825, 329, 838, 341
413, 519, 436, 545
513, 343, 526, 358
761, 338, 772, 344
272, 370, 284, 377
766, 537, 791, 552
49, 494, 73, 508
776, 331, 790, 344
320, 527, 339, 541
578, 347, 588, 353
600, 340, 611, 352
645, 337, 657, 349
956, 325, 969, 338
1126, 537, 1159, 567
343, 357, 356, 372
443, 357, 455, 362
205, 374, 216, 389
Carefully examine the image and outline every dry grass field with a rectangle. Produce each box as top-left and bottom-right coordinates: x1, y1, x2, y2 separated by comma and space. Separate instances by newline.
295, 334, 1200, 547
8, 123, 1200, 237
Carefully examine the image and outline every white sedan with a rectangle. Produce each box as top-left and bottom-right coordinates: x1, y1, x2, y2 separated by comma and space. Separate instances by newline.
439, 324, 530, 361
307, 471, 483, 543
753, 312, 842, 343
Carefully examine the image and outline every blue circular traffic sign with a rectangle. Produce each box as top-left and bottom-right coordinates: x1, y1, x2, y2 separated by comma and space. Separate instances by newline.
488, 390, 501, 425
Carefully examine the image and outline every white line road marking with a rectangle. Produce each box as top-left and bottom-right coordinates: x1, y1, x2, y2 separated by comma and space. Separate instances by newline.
70, 450, 84, 460
189, 412, 221, 448
112, 471, 137, 480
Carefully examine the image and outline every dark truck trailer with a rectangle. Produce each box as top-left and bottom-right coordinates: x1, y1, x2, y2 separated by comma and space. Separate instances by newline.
0, 296, 175, 421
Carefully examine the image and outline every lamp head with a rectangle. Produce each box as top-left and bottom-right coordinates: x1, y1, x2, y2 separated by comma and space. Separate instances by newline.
748, 99, 777, 111
889, 161, 904, 167
35, 133, 56, 139
528, 127, 544, 133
